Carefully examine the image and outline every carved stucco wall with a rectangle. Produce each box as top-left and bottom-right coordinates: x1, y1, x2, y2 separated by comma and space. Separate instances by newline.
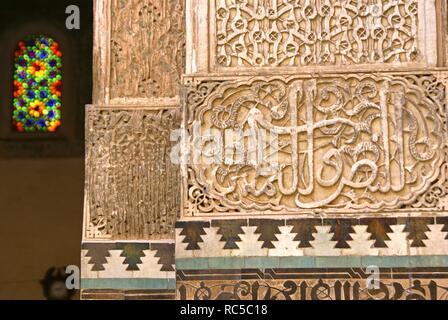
85, 0, 184, 241
215, 0, 420, 67
84, 107, 180, 240
197, 0, 438, 73
176, 0, 448, 300
110, 0, 185, 101
82, 0, 448, 300
81, 0, 185, 299
92, 0, 185, 105
184, 74, 447, 215
182, 0, 446, 217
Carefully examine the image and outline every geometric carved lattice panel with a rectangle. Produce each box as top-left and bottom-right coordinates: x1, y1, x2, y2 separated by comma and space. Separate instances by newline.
84, 106, 181, 239
214, 0, 420, 68
183, 73, 448, 216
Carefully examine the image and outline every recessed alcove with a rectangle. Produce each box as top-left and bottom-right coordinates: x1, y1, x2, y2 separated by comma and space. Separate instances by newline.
0, 0, 92, 157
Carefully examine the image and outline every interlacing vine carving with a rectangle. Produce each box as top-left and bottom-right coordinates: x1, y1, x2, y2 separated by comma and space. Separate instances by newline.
403, 75, 448, 209
215, 0, 419, 67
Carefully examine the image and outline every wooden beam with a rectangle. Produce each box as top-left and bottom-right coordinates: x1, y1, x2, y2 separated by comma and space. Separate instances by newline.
436, 0, 447, 67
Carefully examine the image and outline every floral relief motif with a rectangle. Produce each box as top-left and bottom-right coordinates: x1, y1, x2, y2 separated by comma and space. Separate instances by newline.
215, 0, 419, 67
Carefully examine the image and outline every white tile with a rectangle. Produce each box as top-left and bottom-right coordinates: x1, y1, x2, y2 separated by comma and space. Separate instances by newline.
98, 250, 130, 279
197, 226, 226, 257
232, 226, 268, 257
345, 225, 379, 256
379, 225, 409, 256
269, 226, 304, 257
132, 249, 169, 279
304, 226, 341, 256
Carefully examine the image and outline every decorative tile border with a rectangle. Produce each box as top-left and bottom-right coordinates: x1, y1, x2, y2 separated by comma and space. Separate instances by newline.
81, 241, 176, 300
176, 217, 448, 258
175, 217, 448, 299
177, 267, 448, 300
81, 242, 175, 292
81, 289, 175, 300
176, 256, 448, 271
81, 278, 176, 290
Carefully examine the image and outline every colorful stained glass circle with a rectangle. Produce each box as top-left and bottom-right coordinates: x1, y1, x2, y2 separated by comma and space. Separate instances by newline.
13, 35, 62, 133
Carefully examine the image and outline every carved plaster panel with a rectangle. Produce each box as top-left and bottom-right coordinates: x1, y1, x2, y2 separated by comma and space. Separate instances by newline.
110, 0, 185, 101
186, 0, 439, 73
182, 72, 448, 216
84, 106, 181, 240
216, 0, 420, 67
93, 0, 185, 104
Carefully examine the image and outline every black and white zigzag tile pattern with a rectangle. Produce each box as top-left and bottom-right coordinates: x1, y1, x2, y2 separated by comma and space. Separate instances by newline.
175, 217, 448, 257
81, 242, 175, 279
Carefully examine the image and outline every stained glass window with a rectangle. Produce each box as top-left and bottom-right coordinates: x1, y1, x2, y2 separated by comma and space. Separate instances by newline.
13, 35, 62, 133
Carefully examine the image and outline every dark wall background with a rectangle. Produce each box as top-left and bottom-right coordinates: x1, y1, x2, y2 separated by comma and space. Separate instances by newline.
0, 0, 92, 299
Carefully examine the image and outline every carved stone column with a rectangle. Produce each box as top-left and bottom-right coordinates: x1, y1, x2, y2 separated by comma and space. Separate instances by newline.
177, 0, 448, 300
81, 0, 185, 300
